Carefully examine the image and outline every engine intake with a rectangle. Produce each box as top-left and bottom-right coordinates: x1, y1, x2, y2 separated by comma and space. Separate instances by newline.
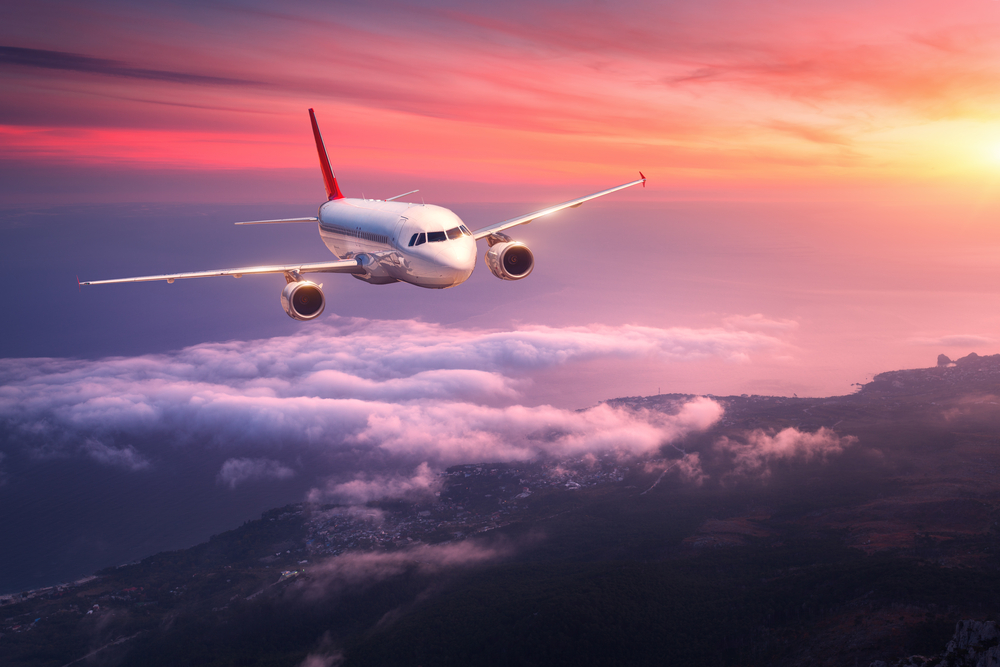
486, 241, 534, 281
281, 280, 325, 321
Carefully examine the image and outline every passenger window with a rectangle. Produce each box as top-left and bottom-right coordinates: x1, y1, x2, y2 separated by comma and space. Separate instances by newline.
446, 227, 462, 240
415, 232, 426, 246
408, 233, 418, 246
460, 225, 472, 236
428, 231, 446, 242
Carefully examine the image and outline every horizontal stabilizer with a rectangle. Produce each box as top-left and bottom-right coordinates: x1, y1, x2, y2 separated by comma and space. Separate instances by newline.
234, 217, 319, 226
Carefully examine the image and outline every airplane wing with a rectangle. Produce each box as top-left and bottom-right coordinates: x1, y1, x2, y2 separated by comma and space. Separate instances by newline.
471, 174, 646, 240
80, 259, 363, 286
234, 217, 318, 226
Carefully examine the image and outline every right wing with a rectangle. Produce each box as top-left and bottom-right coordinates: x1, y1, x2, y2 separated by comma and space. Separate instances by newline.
80, 259, 362, 286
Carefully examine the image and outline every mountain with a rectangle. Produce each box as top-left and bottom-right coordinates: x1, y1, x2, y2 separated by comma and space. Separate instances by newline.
5, 354, 1000, 666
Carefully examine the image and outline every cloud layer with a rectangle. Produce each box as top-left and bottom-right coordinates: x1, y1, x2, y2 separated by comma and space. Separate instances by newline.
0, 317, 768, 493
0, 316, 863, 507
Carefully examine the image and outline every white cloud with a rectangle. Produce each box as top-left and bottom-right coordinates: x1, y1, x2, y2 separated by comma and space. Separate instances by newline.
714, 427, 856, 478
217, 457, 295, 489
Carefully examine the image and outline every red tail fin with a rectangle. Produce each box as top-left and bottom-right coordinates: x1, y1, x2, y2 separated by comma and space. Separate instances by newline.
308, 109, 344, 200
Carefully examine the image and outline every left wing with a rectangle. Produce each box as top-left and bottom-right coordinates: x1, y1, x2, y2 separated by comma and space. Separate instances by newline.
471, 174, 645, 240
80, 259, 362, 286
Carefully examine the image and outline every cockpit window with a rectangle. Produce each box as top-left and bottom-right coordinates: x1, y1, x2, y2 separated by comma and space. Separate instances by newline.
446, 227, 462, 240
460, 225, 472, 236
408, 233, 418, 247
427, 231, 446, 242
415, 232, 426, 246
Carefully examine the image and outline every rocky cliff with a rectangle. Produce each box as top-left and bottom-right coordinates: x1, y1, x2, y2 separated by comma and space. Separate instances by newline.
873, 620, 1000, 667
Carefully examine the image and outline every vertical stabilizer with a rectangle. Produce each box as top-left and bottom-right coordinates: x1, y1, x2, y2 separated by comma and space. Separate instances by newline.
308, 108, 344, 200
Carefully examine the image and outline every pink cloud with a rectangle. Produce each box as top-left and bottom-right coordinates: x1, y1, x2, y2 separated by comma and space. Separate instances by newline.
352, 398, 723, 464
315, 462, 440, 505
715, 427, 857, 478
295, 540, 510, 601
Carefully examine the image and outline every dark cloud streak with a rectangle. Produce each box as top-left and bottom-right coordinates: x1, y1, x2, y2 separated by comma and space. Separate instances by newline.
0, 45, 261, 87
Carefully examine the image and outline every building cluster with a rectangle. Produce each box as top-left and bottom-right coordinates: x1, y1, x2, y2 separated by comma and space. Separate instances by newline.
0, 578, 89, 608
303, 457, 630, 558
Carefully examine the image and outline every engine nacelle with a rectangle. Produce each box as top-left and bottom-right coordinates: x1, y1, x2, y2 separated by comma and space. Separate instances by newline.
486, 241, 534, 281
280, 280, 325, 321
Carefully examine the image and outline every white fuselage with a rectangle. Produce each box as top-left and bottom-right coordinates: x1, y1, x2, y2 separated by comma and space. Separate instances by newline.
317, 198, 477, 288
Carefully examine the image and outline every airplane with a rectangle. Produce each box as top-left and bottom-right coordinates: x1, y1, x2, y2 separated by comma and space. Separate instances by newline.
80, 109, 646, 321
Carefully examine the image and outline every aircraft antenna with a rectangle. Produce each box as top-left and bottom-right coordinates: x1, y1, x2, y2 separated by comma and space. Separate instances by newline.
386, 189, 419, 202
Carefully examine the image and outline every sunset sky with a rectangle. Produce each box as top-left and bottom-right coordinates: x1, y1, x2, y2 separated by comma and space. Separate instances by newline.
4, 0, 1000, 203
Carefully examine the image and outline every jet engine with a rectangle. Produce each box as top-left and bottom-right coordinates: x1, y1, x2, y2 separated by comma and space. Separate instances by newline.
280, 280, 325, 321
486, 241, 534, 281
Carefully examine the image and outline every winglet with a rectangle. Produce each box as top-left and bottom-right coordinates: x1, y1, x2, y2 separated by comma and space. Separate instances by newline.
76, 275, 82, 292
308, 108, 344, 201
639, 171, 646, 187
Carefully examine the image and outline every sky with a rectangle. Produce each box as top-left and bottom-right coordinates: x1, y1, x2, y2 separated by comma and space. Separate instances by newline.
4, 0, 1000, 590
5, 0, 1000, 204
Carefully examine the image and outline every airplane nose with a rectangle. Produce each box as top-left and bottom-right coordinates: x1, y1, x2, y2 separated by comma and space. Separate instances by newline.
439, 241, 476, 278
